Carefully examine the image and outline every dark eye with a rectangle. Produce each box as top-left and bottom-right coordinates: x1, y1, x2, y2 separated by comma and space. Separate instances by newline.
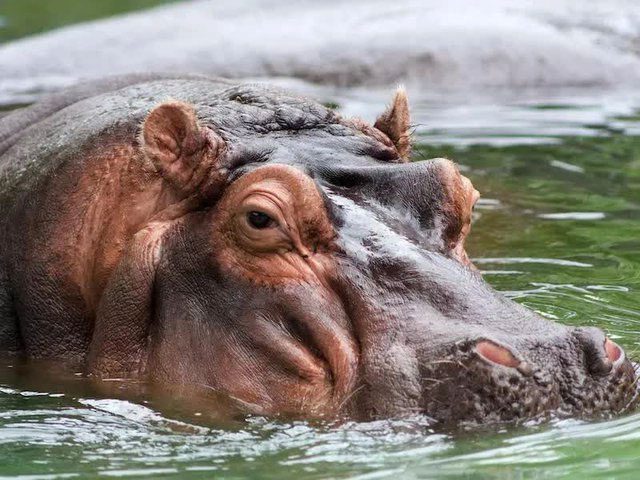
247, 211, 274, 229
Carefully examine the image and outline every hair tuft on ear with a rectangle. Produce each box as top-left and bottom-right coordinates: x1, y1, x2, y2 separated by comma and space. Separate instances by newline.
373, 86, 412, 159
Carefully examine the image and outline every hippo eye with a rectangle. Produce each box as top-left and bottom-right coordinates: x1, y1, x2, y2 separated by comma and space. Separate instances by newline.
247, 211, 275, 229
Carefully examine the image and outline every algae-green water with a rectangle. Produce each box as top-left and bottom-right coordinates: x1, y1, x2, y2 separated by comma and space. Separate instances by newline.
2, 3, 640, 479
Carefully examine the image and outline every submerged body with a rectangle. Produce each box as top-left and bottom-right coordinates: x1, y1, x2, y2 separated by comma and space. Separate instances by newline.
0, 75, 636, 424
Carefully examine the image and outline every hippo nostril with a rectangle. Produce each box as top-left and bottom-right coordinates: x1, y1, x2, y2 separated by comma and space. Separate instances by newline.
575, 328, 625, 376
604, 338, 623, 364
475, 340, 521, 369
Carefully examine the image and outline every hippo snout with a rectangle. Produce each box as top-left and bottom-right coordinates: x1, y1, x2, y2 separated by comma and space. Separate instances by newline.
420, 327, 637, 425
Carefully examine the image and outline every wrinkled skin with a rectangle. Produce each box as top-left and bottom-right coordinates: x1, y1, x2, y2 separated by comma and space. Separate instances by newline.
0, 75, 636, 425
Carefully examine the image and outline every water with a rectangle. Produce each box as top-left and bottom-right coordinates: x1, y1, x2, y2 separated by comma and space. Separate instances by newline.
2, 4, 640, 479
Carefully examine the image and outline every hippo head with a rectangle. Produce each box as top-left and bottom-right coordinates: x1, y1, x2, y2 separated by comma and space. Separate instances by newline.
88, 83, 638, 425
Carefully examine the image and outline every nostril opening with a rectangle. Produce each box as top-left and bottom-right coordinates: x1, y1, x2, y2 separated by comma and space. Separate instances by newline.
475, 340, 521, 369
575, 328, 622, 376
605, 338, 623, 363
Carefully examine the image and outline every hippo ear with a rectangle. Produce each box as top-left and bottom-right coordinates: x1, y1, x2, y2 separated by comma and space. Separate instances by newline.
374, 87, 412, 159
141, 101, 224, 197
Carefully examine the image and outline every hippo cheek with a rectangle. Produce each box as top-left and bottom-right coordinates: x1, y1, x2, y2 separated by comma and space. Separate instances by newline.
143, 164, 362, 418
143, 276, 360, 417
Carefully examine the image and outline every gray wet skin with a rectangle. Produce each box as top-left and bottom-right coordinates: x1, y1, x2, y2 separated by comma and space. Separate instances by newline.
0, 75, 636, 425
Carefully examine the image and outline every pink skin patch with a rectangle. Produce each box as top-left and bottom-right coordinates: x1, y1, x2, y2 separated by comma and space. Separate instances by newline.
604, 338, 623, 363
475, 340, 521, 368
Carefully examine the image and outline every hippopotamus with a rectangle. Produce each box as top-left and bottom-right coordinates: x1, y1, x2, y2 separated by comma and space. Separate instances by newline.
0, 74, 636, 425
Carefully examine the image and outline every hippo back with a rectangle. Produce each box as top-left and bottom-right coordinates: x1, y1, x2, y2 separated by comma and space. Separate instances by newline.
0, 73, 229, 157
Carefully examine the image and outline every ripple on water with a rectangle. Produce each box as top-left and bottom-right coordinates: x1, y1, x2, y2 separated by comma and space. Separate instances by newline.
3, 380, 640, 479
